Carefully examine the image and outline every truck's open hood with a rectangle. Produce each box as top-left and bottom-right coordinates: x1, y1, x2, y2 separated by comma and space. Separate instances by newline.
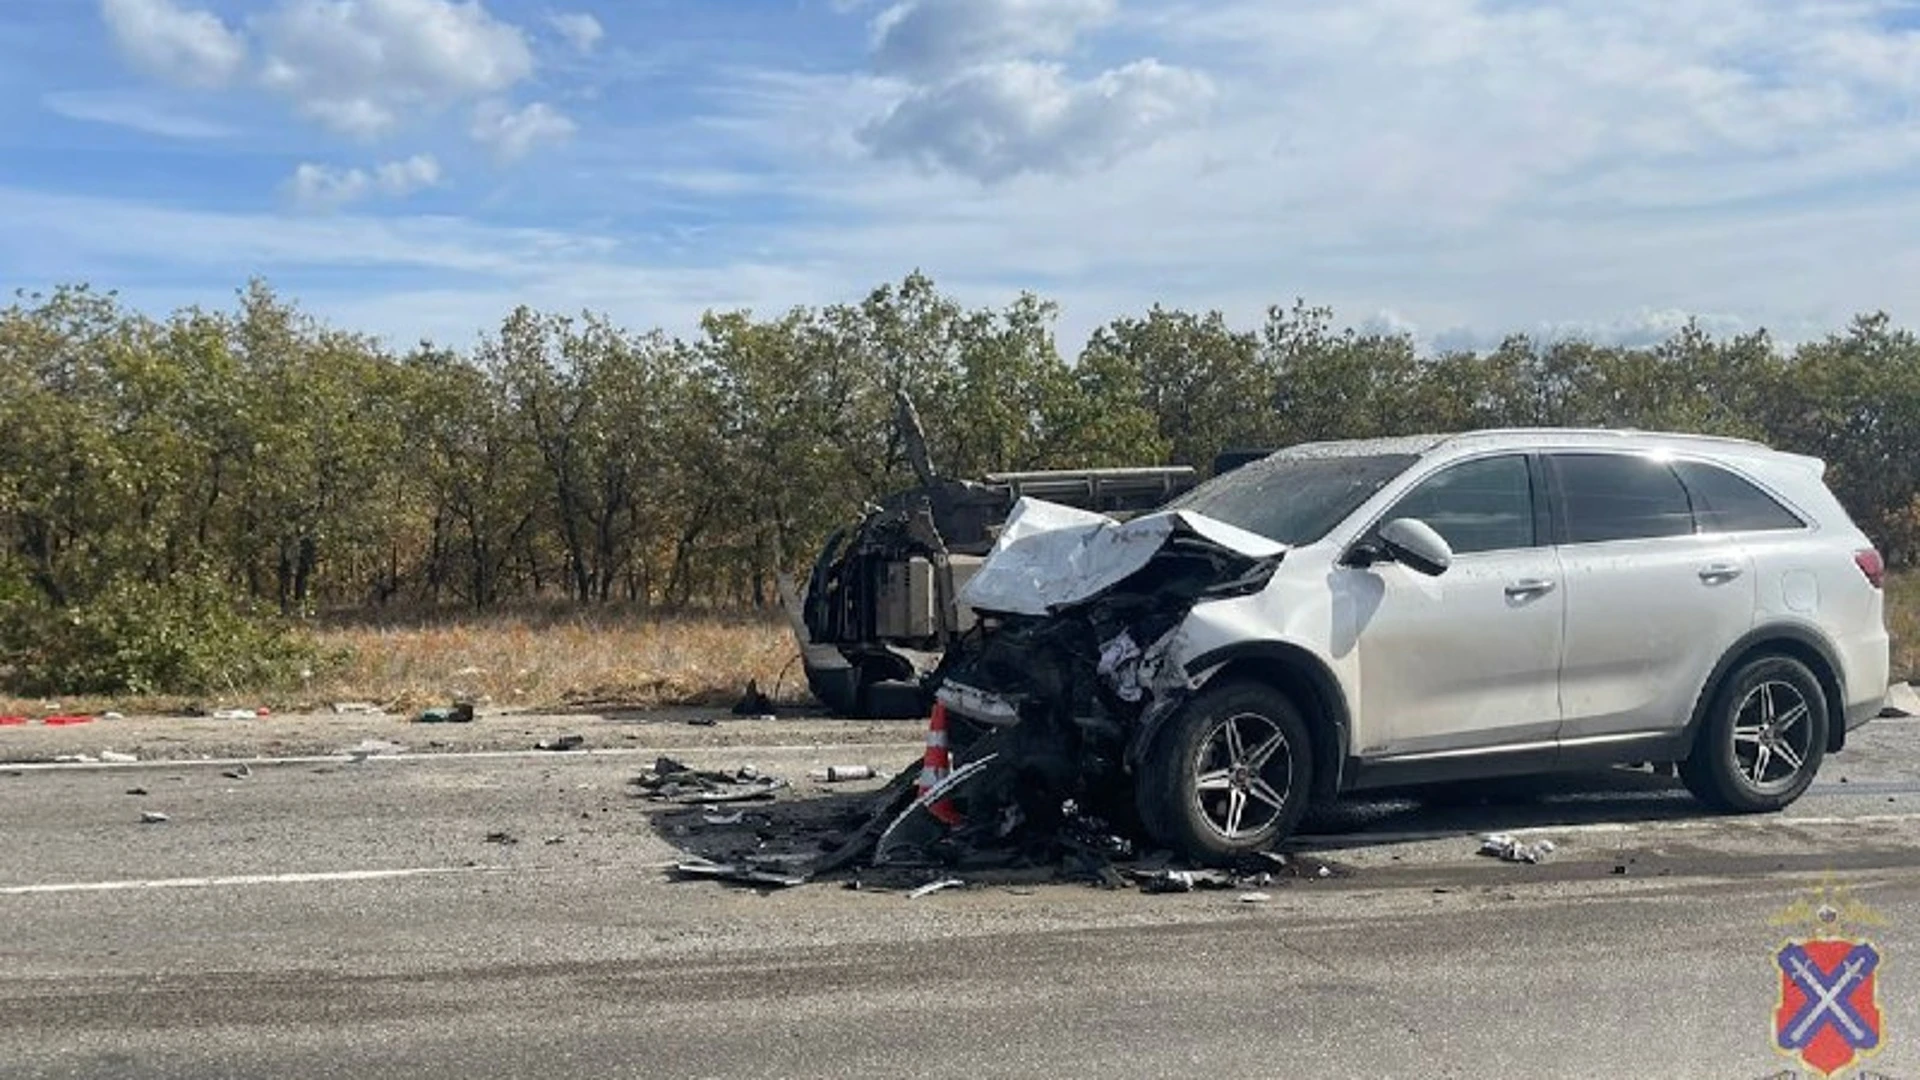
956, 497, 1286, 617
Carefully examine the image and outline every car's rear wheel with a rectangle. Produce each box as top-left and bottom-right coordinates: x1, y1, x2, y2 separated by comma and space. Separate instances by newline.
1136, 681, 1313, 865
1680, 654, 1828, 813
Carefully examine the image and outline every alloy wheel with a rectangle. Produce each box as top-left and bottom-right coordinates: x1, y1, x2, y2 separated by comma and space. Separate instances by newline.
1192, 711, 1295, 840
1731, 679, 1814, 793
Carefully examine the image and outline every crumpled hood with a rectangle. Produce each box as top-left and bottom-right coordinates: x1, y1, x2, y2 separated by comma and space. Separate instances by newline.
957, 497, 1286, 617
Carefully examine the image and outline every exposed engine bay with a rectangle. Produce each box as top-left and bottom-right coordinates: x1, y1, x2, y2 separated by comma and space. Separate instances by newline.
897, 498, 1285, 851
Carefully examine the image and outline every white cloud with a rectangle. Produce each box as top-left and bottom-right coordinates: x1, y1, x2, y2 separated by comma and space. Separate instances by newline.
547, 11, 604, 54
253, 0, 535, 137
859, 0, 1205, 180
861, 59, 1212, 181
870, 0, 1114, 79
42, 90, 234, 139
99, 0, 246, 89
470, 100, 576, 162
288, 154, 442, 209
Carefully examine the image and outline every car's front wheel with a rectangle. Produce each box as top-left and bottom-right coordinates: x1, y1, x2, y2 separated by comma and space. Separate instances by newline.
1681, 654, 1828, 813
1135, 680, 1313, 865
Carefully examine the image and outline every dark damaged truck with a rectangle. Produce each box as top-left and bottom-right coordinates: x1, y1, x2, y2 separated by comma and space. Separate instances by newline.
786, 395, 1199, 718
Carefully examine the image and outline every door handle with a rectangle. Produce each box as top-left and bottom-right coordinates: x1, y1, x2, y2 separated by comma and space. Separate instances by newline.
1698, 564, 1744, 583
1504, 578, 1557, 598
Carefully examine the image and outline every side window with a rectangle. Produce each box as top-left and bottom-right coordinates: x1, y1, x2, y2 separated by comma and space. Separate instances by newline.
1672, 460, 1805, 533
1550, 453, 1694, 543
1385, 455, 1535, 554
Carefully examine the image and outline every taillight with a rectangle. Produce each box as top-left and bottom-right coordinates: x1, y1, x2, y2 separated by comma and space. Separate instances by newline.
1855, 548, 1886, 589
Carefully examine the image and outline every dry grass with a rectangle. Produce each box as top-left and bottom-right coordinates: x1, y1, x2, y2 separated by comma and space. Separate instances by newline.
0, 609, 802, 717
3, 578, 1914, 719
304, 610, 800, 714
1889, 570, 1918, 682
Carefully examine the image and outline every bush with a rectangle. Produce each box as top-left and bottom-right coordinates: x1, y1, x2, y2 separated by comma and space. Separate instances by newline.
0, 572, 316, 697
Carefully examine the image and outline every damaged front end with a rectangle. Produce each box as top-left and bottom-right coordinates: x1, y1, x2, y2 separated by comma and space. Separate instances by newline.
909, 499, 1284, 853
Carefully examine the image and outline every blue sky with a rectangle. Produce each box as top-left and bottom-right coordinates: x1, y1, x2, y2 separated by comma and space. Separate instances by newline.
5, 0, 1920, 352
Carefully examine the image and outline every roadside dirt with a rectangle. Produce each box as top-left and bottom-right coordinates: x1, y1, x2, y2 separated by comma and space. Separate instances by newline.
0, 705, 927, 763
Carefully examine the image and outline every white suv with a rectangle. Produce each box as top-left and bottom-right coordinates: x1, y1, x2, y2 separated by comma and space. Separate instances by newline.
930, 429, 1893, 864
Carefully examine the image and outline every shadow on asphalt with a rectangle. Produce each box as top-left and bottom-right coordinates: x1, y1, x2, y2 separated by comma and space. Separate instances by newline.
631, 762, 1714, 888
1294, 767, 1704, 848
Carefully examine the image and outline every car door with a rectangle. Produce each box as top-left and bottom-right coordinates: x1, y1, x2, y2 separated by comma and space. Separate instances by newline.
1547, 451, 1757, 745
1336, 453, 1565, 756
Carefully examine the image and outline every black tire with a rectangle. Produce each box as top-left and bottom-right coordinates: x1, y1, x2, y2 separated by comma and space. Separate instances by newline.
1680, 654, 1828, 813
1135, 680, 1314, 865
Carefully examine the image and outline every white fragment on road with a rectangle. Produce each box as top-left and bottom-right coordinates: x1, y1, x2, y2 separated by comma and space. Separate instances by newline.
0, 865, 511, 897
139, 811, 169, 824
98, 751, 138, 764
1885, 682, 1919, 718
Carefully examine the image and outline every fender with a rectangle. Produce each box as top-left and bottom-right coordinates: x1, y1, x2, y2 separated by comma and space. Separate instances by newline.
1683, 622, 1849, 750
1170, 641, 1354, 800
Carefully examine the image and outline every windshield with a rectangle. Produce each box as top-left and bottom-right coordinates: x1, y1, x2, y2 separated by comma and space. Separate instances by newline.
1166, 452, 1419, 545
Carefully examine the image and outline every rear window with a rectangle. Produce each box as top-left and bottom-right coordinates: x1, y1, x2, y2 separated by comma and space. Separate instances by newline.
1168, 453, 1417, 545
1549, 453, 1695, 544
1672, 460, 1805, 533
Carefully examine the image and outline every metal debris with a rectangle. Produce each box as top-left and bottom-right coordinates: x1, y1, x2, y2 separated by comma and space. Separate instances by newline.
534, 735, 585, 752
631, 757, 787, 804
672, 857, 807, 889
906, 878, 965, 899
1479, 833, 1557, 864
1133, 868, 1236, 894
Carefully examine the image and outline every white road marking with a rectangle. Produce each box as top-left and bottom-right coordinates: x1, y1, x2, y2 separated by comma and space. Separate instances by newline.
0, 743, 924, 773
0, 865, 514, 896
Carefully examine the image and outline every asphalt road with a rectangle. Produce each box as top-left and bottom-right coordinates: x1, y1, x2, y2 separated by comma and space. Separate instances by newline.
5, 717, 1920, 1079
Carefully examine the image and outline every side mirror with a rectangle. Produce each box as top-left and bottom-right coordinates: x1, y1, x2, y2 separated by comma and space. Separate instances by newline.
1378, 518, 1452, 577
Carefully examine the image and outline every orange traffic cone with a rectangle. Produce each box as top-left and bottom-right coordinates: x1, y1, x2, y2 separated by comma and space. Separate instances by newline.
917, 702, 965, 826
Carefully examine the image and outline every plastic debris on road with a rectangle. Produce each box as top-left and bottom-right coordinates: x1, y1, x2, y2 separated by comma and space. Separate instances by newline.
222, 763, 252, 780
534, 734, 585, 752
1884, 682, 1919, 718
1479, 833, 1557, 864
330, 702, 383, 715
140, 811, 169, 824
339, 738, 406, 760
97, 750, 138, 764
632, 757, 787, 804
808, 765, 875, 783
415, 703, 475, 724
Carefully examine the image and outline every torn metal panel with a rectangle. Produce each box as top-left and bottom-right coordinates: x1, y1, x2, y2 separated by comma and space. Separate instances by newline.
957, 498, 1285, 617
872, 752, 1002, 865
